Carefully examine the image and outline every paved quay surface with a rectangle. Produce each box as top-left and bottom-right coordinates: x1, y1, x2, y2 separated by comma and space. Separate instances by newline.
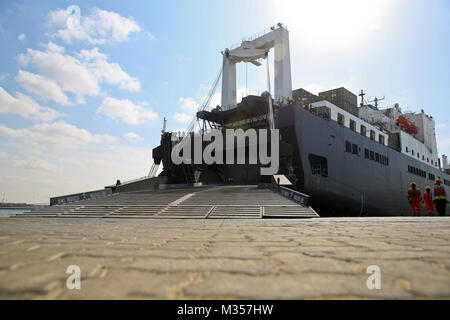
0, 217, 449, 299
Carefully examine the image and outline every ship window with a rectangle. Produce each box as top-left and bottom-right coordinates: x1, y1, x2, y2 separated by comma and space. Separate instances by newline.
386, 157, 389, 166
427, 158, 429, 163
308, 154, 328, 177
429, 173, 435, 181
365, 148, 369, 159
350, 119, 356, 131
379, 135, 385, 145
412, 150, 414, 156
375, 153, 380, 162
361, 125, 367, 136
431, 160, 434, 165
370, 151, 374, 160
408, 165, 412, 173
352, 144, 358, 155
337, 113, 345, 126
417, 153, 420, 159
444, 179, 450, 187
422, 155, 425, 160
345, 141, 352, 152
406, 146, 409, 153
370, 130, 375, 141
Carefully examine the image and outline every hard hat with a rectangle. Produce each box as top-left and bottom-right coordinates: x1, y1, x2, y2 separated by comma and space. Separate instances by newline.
426, 186, 431, 190
436, 178, 442, 184
410, 182, 416, 187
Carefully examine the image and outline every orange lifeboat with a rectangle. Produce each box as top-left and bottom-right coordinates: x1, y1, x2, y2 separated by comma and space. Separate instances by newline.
396, 116, 419, 134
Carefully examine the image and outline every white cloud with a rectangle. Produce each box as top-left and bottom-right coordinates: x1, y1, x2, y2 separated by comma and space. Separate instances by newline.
78, 47, 140, 92
16, 70, 72, 106
0, 121, 116, 149
147, 32, 157, 41
0, 145, 152, 203
48, 7, 141, 45
13, 157, 61, 172
173, 112, 192, 124
18, 33, 25, 41
178, 97, 199, 112
18, 42, 101, 97
98, 97, 158, 125
17, 42, 140, 101
0, 122, 151, 203
206, 92, 221, 108
123, 132, 143, 142
0, 86, 61, 122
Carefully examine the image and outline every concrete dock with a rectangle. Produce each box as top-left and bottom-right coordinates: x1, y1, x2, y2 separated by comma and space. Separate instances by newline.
0, 216, 449, 299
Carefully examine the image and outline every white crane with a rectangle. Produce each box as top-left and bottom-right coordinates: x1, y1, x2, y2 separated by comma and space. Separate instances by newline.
221, 23, 292, 109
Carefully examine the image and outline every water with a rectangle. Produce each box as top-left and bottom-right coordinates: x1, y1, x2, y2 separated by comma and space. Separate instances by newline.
0, 209, 31, 216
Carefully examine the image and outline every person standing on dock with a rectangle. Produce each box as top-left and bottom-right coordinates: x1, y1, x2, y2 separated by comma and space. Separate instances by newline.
423, 186, 434, 216
407, 182, 422, 216
433, 179, 448, 216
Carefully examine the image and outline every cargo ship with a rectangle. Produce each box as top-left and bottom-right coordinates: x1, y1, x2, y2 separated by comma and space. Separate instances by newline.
150, 24, 450, 216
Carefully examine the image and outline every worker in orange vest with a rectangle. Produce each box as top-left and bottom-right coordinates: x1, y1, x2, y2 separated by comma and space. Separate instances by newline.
433, 179, 448, 216
422, 186, 434, 216
407, 182, 422, 216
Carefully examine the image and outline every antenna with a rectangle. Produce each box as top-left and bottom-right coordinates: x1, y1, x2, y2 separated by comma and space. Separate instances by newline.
162, 117, 167, 134
368, 96, 385, 109
359, 89, 366, 107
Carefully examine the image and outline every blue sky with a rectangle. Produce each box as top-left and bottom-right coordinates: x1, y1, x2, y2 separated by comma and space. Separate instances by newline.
0, 0, 449, 203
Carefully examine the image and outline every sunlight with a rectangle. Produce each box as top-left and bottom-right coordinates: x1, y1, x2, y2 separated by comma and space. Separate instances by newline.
266, 0, 389, 48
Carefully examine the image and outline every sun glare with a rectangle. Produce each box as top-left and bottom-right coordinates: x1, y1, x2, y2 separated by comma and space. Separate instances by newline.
267, 0, 388, 48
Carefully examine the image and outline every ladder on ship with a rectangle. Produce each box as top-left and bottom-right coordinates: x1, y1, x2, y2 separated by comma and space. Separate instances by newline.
182, 164, 200, 184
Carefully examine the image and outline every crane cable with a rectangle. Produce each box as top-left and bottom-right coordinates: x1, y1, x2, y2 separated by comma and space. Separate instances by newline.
175, 64, 223, 155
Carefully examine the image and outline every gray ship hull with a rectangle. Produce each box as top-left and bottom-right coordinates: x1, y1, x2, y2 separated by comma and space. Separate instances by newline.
276, 104, 450, 216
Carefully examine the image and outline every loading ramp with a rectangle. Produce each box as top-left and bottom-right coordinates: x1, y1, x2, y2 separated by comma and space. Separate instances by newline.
16, 185, 319, 219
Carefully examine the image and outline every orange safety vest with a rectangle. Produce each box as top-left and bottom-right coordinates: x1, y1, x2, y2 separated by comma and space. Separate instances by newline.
423, 192, 433, 203
434, 187, 446, 197
407, 189, 421, 199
